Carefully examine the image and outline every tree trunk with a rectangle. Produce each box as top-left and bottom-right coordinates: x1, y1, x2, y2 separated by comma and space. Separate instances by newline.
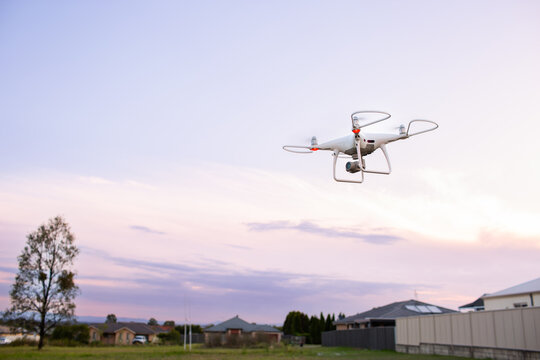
38, 312, 46, 350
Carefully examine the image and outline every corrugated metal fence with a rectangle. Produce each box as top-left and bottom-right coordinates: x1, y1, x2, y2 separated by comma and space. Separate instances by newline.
180, 334, 205, 343
322, 327, 395, 350
396, 307, 540, 358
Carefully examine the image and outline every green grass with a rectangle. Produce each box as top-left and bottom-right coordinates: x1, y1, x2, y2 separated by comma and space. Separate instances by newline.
0, 344, 472, 360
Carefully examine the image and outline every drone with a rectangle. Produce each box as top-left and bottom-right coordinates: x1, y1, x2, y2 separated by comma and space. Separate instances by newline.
283, 111, 438, 183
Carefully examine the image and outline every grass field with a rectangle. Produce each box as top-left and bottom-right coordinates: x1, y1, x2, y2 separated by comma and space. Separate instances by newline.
0, 344, 472, 360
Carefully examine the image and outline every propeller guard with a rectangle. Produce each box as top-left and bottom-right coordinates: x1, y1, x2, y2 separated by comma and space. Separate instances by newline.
351, 110, 391, 130
406, 120, 438, 137
282, 145, 314, 154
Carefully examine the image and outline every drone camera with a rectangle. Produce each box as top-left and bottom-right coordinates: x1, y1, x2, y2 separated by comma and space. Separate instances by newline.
346, 161, 362, 173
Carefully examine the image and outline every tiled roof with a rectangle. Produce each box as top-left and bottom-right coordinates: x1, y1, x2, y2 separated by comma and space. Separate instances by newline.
90, 322, 157, 335
483, 277, 540, 298
205, 316, 280, 333
334, 299, 456, 325
151, 325, 174, 334
252, 324, 281, 332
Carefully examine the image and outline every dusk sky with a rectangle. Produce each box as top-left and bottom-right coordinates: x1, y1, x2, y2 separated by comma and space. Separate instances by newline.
1, 0, 540, 325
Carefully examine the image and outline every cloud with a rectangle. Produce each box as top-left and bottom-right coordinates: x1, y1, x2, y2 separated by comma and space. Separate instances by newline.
0, 266, 17, 274
129, 225, 166, 235
73, 247, 414, 323
224, 244, 252, 250
79, 176, 115, 185
246, 221, 403, 244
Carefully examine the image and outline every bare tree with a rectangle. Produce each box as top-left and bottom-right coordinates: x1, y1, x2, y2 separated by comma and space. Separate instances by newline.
7, 216, 79, 349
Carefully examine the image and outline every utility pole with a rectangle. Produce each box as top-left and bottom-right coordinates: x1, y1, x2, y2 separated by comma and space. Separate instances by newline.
184, 294, 188, 350
183, 323, 187, 350
188, 300, 192, 351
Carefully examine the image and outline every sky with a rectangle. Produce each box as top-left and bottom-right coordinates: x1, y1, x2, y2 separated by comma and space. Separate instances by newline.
1, 0, 540, 325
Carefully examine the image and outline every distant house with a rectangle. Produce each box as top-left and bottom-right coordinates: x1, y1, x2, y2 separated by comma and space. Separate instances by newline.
482, 277, 540, 310
458, 295, 485, 312
0, 325, 39, 343
334, 299, 456, 330
204, 315, 282, 344
89, 322, 158, 345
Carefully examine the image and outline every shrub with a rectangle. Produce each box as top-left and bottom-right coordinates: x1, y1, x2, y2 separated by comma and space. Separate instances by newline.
51, 324, 90, 345
205, 333, 274, 348
254, 333, 272, 344
204, 333, 222, 348
157, 329, 182, 345
8, 338, 39, 347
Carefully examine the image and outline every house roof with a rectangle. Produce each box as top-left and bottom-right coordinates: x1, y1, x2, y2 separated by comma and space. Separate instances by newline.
334, 299, 456, 325
483, 277, 540, 299
205, 316, 280, 333
459, 295, 485, 310
151, 325, 174, 334
90, 322, 157, 335
0, 325, 24, 335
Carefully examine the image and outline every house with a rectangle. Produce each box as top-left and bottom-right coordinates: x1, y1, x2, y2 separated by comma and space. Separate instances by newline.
334, 299, 456, 330
482, 276, 540, 310
88, 322, 158, 345
0, 325, 40, 343
458, 295, 485, 312
204, 315, 282, 344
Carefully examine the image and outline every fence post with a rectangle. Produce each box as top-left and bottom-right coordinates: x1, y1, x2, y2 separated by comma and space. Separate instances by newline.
521, 307, 526, 349
492, 310, 498, 348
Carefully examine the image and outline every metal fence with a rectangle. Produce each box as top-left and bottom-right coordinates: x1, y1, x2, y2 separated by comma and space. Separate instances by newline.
396, 307, 540, 358
180, 333, 205, 344
322, 327, 395, 350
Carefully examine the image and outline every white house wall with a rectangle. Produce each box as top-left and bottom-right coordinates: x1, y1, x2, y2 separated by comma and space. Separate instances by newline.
484, 292, 539, 310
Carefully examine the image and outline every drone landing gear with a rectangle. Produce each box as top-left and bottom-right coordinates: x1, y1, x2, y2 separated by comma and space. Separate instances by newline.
332, 145, 392, 184
333, 150, 364, 183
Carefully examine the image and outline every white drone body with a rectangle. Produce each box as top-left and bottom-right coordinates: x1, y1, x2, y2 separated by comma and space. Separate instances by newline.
283, 111, 438, 183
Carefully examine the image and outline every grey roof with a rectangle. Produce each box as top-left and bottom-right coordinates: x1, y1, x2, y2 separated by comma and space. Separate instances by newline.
334, 299, 456, 325
205, 316, 280, 333
459, 295, 485, 310
252, 324, 281, 332
483, 277, 540, 299
90, 322, 157, 335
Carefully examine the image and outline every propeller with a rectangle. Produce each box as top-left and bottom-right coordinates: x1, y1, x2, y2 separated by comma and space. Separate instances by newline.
283, 136, 319, 153
389, 120, 439, 137
389, 124, 407, 135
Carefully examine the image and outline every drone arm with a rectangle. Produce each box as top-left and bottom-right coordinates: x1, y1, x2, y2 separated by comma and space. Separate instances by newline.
332, 149, 364, 184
